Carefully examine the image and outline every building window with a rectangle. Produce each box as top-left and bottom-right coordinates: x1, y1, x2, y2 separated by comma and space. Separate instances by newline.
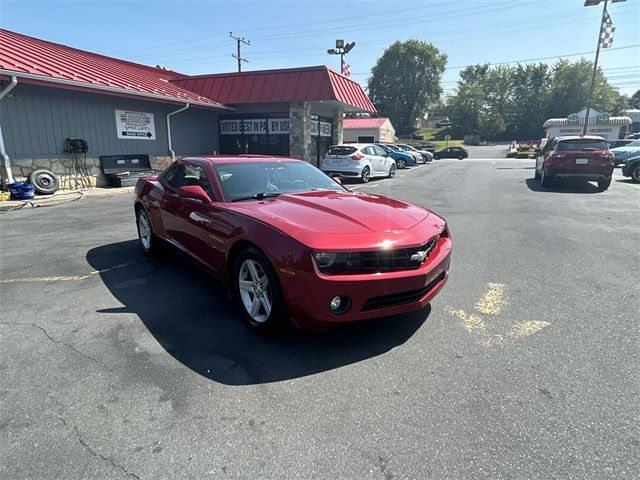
219, 115, 290, 157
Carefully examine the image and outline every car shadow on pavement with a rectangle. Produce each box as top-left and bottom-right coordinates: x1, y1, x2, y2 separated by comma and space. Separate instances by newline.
86, 240, 429, 385
525, 178, 602, 194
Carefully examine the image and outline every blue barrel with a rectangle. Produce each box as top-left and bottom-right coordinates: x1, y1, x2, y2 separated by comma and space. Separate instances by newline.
7, 182, 36, 200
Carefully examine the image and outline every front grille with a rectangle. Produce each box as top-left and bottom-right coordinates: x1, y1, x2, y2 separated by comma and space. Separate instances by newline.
341, 238, 438, 274
361, 272, 446, 311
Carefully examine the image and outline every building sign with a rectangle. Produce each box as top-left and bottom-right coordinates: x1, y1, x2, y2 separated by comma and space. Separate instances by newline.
597, 112, 610, 124
567, 113, 579, 125
115, 110, 156, 140
219, 118, 290, 135
310, 120, 332, 137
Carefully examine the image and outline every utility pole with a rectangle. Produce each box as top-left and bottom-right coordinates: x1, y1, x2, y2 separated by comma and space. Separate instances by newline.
229, 32, 250, 72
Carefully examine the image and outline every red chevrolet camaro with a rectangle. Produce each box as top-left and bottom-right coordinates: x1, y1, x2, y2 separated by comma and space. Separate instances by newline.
134, 156, 452, 330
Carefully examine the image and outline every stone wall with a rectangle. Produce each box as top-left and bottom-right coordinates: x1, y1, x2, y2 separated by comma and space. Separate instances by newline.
8, 155, 173, 189
289, 102, 312, 162
332, 109, 344, 146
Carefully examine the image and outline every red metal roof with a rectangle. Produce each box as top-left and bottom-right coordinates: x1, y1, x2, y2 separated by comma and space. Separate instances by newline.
0, 29, 227, 109
343, 117, 390, 129
171, 66, 376, 112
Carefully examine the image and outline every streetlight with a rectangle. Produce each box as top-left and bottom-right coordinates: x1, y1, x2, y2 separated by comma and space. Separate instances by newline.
582, 0, 626, 135
327, 39, 356, 76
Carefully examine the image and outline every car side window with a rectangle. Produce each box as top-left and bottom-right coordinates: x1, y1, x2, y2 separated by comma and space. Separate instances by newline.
183, 164, 214, 197
162, 164, 186, 190
372, 145, 386, 156
362, 146, 373, 155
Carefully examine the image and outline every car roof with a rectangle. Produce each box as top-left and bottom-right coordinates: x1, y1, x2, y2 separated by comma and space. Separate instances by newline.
180, 155, 305, 165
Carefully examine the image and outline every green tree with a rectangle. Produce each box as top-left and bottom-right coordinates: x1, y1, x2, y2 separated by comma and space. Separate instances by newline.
367, 40, 447, 134
446, 64, 491, 137
545, 59, 625, 117
479, 111, 506, 140
630, 89, 640, 109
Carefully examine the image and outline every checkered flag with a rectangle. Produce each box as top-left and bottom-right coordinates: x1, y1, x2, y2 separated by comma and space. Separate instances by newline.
341, 59, 351, 77
599, 9, 615, 49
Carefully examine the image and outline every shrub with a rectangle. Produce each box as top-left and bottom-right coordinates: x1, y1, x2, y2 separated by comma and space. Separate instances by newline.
506, 152, 518, 158
517, 145, 531, 152
515, 152, 531, 158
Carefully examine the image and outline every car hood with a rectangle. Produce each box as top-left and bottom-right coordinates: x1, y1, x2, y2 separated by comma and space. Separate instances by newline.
228, 190, 441, 250
612, 146, 640, 155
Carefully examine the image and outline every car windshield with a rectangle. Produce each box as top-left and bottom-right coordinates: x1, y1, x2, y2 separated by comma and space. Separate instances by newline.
385, 144, 401, 151
376, 144, 391, 153
214, 161, 347, 202
327, 146, 357, 156
557, 139, 608, 151
399, 144, 417, 151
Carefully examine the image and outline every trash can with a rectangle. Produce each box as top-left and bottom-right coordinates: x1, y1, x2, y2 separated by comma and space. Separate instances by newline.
7, 182, 36, 200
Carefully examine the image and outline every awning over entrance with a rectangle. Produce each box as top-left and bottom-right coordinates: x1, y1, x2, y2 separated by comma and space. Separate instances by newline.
170, 66, 376, 113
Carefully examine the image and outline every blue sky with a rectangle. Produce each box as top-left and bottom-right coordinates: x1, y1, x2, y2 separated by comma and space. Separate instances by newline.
2, 0, 639, 96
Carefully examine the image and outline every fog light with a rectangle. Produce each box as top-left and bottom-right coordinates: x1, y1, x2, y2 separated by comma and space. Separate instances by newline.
329, 295, 351, 315
330, 296, 341, 310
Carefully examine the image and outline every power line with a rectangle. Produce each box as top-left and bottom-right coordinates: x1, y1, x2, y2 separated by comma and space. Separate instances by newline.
107, 0, 466, 56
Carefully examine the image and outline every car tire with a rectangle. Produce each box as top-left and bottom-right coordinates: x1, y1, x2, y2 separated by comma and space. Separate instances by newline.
433, 155, 439, 160
631, 165, 640, 183
597, 177, 612, 191
136, 208, 157, 255
541, 168, 554, 188
458, 155, 464, 160
29, 169, 60, 195
396, 159, 406, 169
361, 166, 371, 183
534, 169, 541, 180
233, 247, 287, 332
388, 164, 396, 178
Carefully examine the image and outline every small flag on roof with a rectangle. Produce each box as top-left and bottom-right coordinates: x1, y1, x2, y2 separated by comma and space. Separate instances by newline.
341, 59, 351, 78
599, 9, 615, 49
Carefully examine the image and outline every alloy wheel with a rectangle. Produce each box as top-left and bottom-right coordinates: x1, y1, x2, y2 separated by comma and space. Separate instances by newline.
238, 259, 272, 323
632, 165, 640, 183
137, 211, 151, 251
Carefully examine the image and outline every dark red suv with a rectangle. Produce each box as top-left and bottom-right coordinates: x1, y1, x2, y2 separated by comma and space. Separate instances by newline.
535, 136, 614, 191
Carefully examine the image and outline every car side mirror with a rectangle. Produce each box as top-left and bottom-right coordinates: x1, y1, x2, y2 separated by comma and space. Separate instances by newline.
178, 185, 212, 203
534, 148, 542, 155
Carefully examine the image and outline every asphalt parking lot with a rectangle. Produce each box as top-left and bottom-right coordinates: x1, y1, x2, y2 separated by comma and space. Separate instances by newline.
1, 157, 638, 479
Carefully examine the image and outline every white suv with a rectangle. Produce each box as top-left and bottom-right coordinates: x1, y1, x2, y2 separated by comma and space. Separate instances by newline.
320, 144, 396, 183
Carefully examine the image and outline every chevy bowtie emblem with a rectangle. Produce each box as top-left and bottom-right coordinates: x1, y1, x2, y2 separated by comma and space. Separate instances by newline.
410, 250, 428, 262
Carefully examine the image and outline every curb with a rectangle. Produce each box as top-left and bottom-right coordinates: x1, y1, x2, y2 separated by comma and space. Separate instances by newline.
0, 186, 135, 213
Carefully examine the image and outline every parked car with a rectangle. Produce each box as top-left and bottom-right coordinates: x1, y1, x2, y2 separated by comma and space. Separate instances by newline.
621, 154, 640, 182
433, 147, 468, 160
381, 144, 418, 167
435, 121, 452, 128
415, 143, 436, 153
396, 143, 433, 163
393, 144, 424, 164
626, 132, 640, 139
320, 144, 396, 182
134, 156, 452, 331
534, 136, 614, 191
610, 139, 640, 167
374, 143, 414, 169
608, 139, 634, 150
411, 133, 424, 140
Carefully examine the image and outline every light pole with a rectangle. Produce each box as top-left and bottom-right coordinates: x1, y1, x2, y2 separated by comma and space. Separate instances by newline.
582, 0, 626, 135
327, 39, 356, 76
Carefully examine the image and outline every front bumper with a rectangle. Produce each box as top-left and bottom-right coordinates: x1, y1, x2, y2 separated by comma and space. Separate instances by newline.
283, 236, 452, 329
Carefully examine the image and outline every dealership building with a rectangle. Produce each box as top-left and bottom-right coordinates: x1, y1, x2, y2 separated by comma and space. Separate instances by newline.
543, 108, 632, 141
0, 29, 375, 188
